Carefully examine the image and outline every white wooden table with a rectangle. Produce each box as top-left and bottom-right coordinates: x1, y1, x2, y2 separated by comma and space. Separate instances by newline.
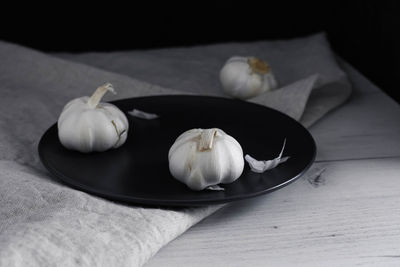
145, 63, 400, 266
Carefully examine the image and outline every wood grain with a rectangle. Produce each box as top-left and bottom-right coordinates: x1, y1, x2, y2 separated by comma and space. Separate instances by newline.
311, 92, 400, 162
147, 159, 400, 267
145, 63, 400, 267
310, 61, 400, 162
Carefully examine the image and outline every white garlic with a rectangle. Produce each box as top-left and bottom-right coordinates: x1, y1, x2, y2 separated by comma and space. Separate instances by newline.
168, 128, 244, 191
245, 139, 290, 173
58, 83, 129, 153
220, 56, 278, 99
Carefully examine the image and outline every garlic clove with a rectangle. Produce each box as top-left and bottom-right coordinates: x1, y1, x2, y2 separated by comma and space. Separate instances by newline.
245, 139, 290, 173
245, 155, 290, 173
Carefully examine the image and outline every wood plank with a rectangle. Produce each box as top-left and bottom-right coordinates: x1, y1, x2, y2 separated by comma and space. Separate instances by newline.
146, 65, 400, 266
311, 92, 400, 162
146, 158, 400, 267
309, 62, 400, 162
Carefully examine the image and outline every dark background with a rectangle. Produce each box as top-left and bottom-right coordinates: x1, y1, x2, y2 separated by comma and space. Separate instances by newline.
2, 1, 399, 103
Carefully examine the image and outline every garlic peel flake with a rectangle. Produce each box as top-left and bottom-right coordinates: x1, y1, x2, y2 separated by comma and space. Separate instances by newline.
128, 109, 159, 120
206, 185, 225, 191
245, 139, 290, 173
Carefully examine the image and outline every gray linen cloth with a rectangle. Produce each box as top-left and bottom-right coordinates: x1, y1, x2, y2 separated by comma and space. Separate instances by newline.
0, 33, 350, 267
57, 33, 350, 127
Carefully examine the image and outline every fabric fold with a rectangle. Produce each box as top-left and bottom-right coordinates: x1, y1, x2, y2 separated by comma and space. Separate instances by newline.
249, 74, 319, 122
0, 33, 351, 267
56, 32, 351, 127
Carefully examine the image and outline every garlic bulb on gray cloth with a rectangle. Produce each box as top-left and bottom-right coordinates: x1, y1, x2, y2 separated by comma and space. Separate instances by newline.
220, 56, 278, 99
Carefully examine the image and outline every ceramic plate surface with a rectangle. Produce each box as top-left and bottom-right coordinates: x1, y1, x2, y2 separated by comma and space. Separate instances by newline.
39, 95, 316, 206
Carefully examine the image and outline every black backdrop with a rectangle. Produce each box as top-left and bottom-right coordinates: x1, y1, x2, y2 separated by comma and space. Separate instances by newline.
2, 1, 399, 103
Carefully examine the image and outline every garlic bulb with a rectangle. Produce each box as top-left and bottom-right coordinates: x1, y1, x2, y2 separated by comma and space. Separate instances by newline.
220, 56, 278, 99
58, 83, 129, 153
168, 128, 244, 191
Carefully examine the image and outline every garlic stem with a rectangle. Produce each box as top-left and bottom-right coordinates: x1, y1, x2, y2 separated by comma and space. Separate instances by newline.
248, 57, 270, 74
87, 83, 116, 108
198, 129, 217, 151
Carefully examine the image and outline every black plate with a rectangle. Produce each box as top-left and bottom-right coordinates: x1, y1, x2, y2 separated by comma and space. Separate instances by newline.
39, 95, 316, 207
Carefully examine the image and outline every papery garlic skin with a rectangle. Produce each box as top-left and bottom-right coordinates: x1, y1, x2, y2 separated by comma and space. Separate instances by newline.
245, 138, 289, 173
58, 83, 129, 153
168, 128, 244, 191
220, 56, 278, 99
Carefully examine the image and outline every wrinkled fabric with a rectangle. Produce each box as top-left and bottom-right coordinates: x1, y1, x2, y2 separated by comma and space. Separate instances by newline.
0, 33, 350, 267
57, 33, 351, 126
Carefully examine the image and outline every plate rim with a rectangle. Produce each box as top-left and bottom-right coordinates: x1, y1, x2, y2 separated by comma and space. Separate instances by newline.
38, 95, 316, 207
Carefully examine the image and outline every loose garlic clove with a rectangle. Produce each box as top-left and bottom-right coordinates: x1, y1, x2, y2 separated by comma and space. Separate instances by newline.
245, 139, 289, 173
220, 56, 278, 99
58, 83, 129, 153
168, 128, 244, 191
